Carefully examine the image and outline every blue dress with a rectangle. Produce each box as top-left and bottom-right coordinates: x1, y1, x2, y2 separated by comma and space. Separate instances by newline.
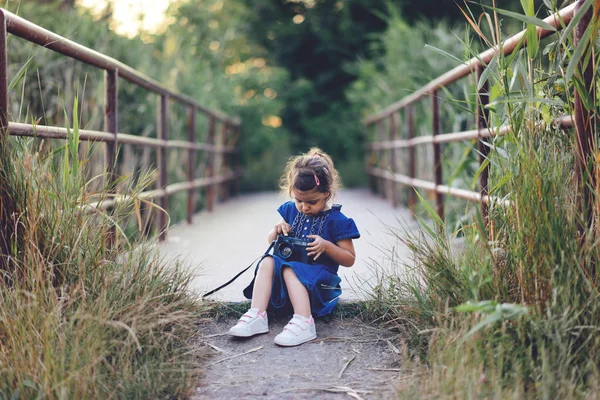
243, 201, 360, 316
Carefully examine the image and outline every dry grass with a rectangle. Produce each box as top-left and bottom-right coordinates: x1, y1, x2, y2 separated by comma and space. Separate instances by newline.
0, 135, 209, 398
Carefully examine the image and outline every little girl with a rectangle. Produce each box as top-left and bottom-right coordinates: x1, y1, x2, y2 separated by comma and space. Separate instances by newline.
229, 148, 360, 346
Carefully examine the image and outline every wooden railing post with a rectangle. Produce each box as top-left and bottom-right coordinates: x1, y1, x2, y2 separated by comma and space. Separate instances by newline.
476, 64, 490, 220
231, 124, 240, 196
104, 69, 118, 244
431, 90, 444, 221
573, 0, 596, 234
104, 69, 118, 185
187, 106, 196, 224
366, 124, 377, 193
389, 112, 399, 207
0, 10, 11, 270
406, 105, 416, 214
219, 121, 229, 202
157, 94, 169, 241
376, 119, 386, 198
205, 116, 217, 211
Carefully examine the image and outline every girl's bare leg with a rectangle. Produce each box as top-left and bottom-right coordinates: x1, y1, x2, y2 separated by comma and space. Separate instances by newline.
251, 257, 274, 312
282, 267, 311, 318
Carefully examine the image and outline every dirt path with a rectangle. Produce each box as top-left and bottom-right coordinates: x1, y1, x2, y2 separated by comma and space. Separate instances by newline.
194, 312, 402, 399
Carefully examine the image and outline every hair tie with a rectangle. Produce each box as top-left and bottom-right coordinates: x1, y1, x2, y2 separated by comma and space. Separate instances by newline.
314, 173, 320, 186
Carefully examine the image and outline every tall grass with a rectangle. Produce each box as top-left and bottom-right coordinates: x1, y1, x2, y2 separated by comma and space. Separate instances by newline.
366, 1, 600, 397
0, 100, 207, 398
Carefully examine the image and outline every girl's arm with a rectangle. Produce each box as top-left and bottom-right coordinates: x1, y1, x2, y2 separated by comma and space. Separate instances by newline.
307, 236, 356, 267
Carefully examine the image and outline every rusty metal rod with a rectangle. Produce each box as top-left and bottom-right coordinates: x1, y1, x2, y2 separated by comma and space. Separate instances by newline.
84, 172, 241, 212
406, 105, 416, 213
104, 69, 118, 185
376, 120, 386, 198
205, 116, 217, 212
0, 10, 10, 272
368, 115, 574, 150
104, 68, 118, 245
477, 64, 490, 220
0, 9, 240, 126
167, 140, 236, 153
431, 90, 444, 220
7, 122, 237, 152
363, 3, 577, 125
389, 112, 399, 208
157, 94, 168, 241
573, 0, 596, 233
0, 11, 6, 136
367, 167, 514, 207
218, 121, 228, 202
187, 106, 196, 224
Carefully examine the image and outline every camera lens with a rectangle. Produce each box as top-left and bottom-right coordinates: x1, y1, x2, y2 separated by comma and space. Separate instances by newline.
278, 243, 293, 259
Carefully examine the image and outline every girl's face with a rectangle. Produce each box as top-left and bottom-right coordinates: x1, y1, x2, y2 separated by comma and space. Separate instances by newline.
292, 188, 329, 216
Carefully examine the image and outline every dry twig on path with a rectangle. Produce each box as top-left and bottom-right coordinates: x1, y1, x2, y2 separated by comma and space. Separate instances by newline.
203, 332, 230, 338
202, 341, 228, 354
366, 367, 402, 372
338, 355, 357, 379
278, 385, 370, 400
386, 340, 401, 355
210, 345, 263, 365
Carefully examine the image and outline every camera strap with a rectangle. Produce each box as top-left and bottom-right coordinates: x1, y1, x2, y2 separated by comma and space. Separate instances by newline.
202, 241, 275, 299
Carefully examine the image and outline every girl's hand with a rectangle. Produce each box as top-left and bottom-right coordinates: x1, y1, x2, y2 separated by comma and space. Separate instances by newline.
274, 221, 291, 236
306, 235, 330, 261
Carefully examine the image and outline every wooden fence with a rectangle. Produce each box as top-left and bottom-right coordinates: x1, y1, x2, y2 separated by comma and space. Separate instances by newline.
0, 8, 241, 243
363, 2, 594, 224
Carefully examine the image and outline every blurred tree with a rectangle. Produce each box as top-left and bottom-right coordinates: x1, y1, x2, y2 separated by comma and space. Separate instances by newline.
163, 0, 294, 191
240, 0, 390, 183
238, 0, 543, 186
34, 0, 75, 8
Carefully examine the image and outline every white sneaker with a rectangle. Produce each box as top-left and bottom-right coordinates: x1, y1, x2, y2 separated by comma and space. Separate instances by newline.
274, 314, 317, 346
228, 308, 269, 337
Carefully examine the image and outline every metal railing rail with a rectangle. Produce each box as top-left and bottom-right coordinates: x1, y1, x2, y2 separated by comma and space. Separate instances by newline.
362, 3, 579, 221
0, 8, 241, 241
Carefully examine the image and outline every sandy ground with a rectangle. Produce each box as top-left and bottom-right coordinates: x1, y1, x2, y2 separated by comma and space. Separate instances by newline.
159, 188, 418, 302
193, 313, 403, 400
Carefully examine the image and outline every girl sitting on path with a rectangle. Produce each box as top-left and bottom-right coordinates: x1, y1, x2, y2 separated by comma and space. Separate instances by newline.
229, 148, 360, 346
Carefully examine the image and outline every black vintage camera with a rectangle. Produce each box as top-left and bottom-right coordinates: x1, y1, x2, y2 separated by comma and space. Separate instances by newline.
273, 235, 314, 264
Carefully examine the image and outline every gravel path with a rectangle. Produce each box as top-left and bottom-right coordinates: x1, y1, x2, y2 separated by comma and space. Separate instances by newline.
193, 313, 402, 399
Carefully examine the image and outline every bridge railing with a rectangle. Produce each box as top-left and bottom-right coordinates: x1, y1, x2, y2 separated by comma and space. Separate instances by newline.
0, 8, 241, 241
362, 3, 582, 222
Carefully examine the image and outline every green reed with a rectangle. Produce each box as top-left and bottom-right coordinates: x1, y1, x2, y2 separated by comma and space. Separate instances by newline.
366, 1, 600, 397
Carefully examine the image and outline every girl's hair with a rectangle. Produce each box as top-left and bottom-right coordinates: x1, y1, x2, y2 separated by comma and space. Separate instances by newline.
280, 147, 341, 201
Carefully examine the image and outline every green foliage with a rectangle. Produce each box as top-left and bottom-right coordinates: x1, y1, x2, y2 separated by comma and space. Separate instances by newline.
347, 13, 468, 114
2, 0, 297, 229
362, 0, 600, 396
237, 0, 391, 185
162, 0, 294, 194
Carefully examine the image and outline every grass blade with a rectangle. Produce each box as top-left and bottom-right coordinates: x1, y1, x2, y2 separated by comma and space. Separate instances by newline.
424, 44, 464, 65
483, 5, 556, 31
414, 188, 444, 228
565, 20, 594, 83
